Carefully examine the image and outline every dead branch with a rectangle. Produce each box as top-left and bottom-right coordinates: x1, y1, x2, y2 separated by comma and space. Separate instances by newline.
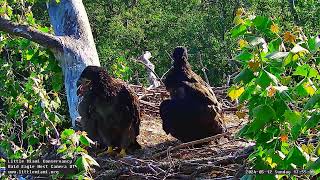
198, 52, 210, 85
130, 55, 163, 87
152, 132, 231, 159
140, 100, 159, 109
0, 17, 62, 51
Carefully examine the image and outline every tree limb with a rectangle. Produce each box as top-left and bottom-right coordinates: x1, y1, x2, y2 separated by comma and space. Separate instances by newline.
0, 17, 63, 51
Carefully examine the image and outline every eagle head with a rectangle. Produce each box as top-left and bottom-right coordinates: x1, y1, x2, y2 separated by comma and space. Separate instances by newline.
76, 66, 109, 96
172, 46, 188, 67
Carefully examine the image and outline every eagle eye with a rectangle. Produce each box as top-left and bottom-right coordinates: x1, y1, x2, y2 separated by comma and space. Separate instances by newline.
77, 78, 91, 87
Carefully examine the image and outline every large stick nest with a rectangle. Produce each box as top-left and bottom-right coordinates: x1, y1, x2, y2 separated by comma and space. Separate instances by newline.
92, 85, 252, 179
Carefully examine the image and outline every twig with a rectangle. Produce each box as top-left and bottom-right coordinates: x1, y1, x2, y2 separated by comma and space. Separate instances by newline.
152, 132, 231, 159
222, 107, 238, 112
130, 57, 163, 85
160, 66, 172, 81
41, 112, 60, 145
140, 100, 159, 109
198, 52, 210, 85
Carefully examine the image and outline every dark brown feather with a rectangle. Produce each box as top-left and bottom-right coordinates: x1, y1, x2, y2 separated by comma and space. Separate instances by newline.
77, 66, 141, 151
160, 47, 224, 142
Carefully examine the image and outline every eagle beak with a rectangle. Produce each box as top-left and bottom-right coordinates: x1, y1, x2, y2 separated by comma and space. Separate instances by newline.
76, 84, 83, 96
76, 78, 91, 96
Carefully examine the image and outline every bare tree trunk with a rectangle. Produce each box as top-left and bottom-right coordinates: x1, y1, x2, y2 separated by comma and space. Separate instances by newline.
0, 0, 101, 128
47, 0, 100, 127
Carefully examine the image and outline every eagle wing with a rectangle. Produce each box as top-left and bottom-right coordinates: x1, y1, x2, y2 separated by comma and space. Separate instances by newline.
116, 85, 141, 137
78, 92, 102, 143
182, 71, 221, 110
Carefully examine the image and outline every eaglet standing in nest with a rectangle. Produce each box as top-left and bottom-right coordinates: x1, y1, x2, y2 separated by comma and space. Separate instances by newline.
160, 47, 225, 143
77, 66, 141, 157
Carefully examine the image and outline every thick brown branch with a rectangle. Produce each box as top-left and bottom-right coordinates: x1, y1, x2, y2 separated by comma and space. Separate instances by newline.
0, 17, 62, 51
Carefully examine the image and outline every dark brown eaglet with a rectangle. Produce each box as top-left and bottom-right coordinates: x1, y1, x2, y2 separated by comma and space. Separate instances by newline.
77, 66, 141, 157
160, 47, 225, 143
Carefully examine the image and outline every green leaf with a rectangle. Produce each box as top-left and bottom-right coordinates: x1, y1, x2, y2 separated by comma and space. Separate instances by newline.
253, 104, 276, 121
252, 16, 267, 27
285, 145, 308, 167
293, 64, 310, 77
284, 110, 302, 126
247, 105, 276, 133
308, 67, 318, 78
49, 113, 60, 123
236, 51, 253, 62
52, 73, 63, 92
265, 71, 278, 84
256, 70, 278, 89
303, 94, 320, 111
303, 112, 320, 132
268, 38, 282, 52
283, 53, 293, 66
0, 6, 5, 15
75, 156, 88, 171
25, 49, 34, 61
252, 16, 271, 31
39, 127, 47, 136
61, 129, 75, 140
265, 52, 289, 59
75, 146, 86, 153
57, 144, 67, 154
79, 135, 90, 147
296, 81, 309, 97
308, 36, 317, 52
239, 85, 256, 103
234, 68, 255, 84
273, 99, 289, 120
231, 24, 247, 38
307, 158, 320, 175
39, 27, 49, 33
236, 124, 250, 138
28, 136, 39, 146
315, 144, 320, 156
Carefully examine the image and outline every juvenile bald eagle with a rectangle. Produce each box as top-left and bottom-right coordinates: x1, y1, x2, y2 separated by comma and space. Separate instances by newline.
77, 66, 141, 156
160, 47, 224, 142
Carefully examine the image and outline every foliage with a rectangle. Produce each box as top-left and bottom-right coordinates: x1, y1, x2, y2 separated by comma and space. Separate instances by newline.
83, 0, 320, 86
229, 7, 320, 179
56, 129, 99, 179
0, 0, 65, 159
83, 0, 239, 86
0, 0, 97, 179
1, 0, 320, 179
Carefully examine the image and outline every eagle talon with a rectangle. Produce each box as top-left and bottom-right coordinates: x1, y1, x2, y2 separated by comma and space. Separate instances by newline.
118, 148, 127, 157
106, 146, 113, 154
97, 146, 113, 157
